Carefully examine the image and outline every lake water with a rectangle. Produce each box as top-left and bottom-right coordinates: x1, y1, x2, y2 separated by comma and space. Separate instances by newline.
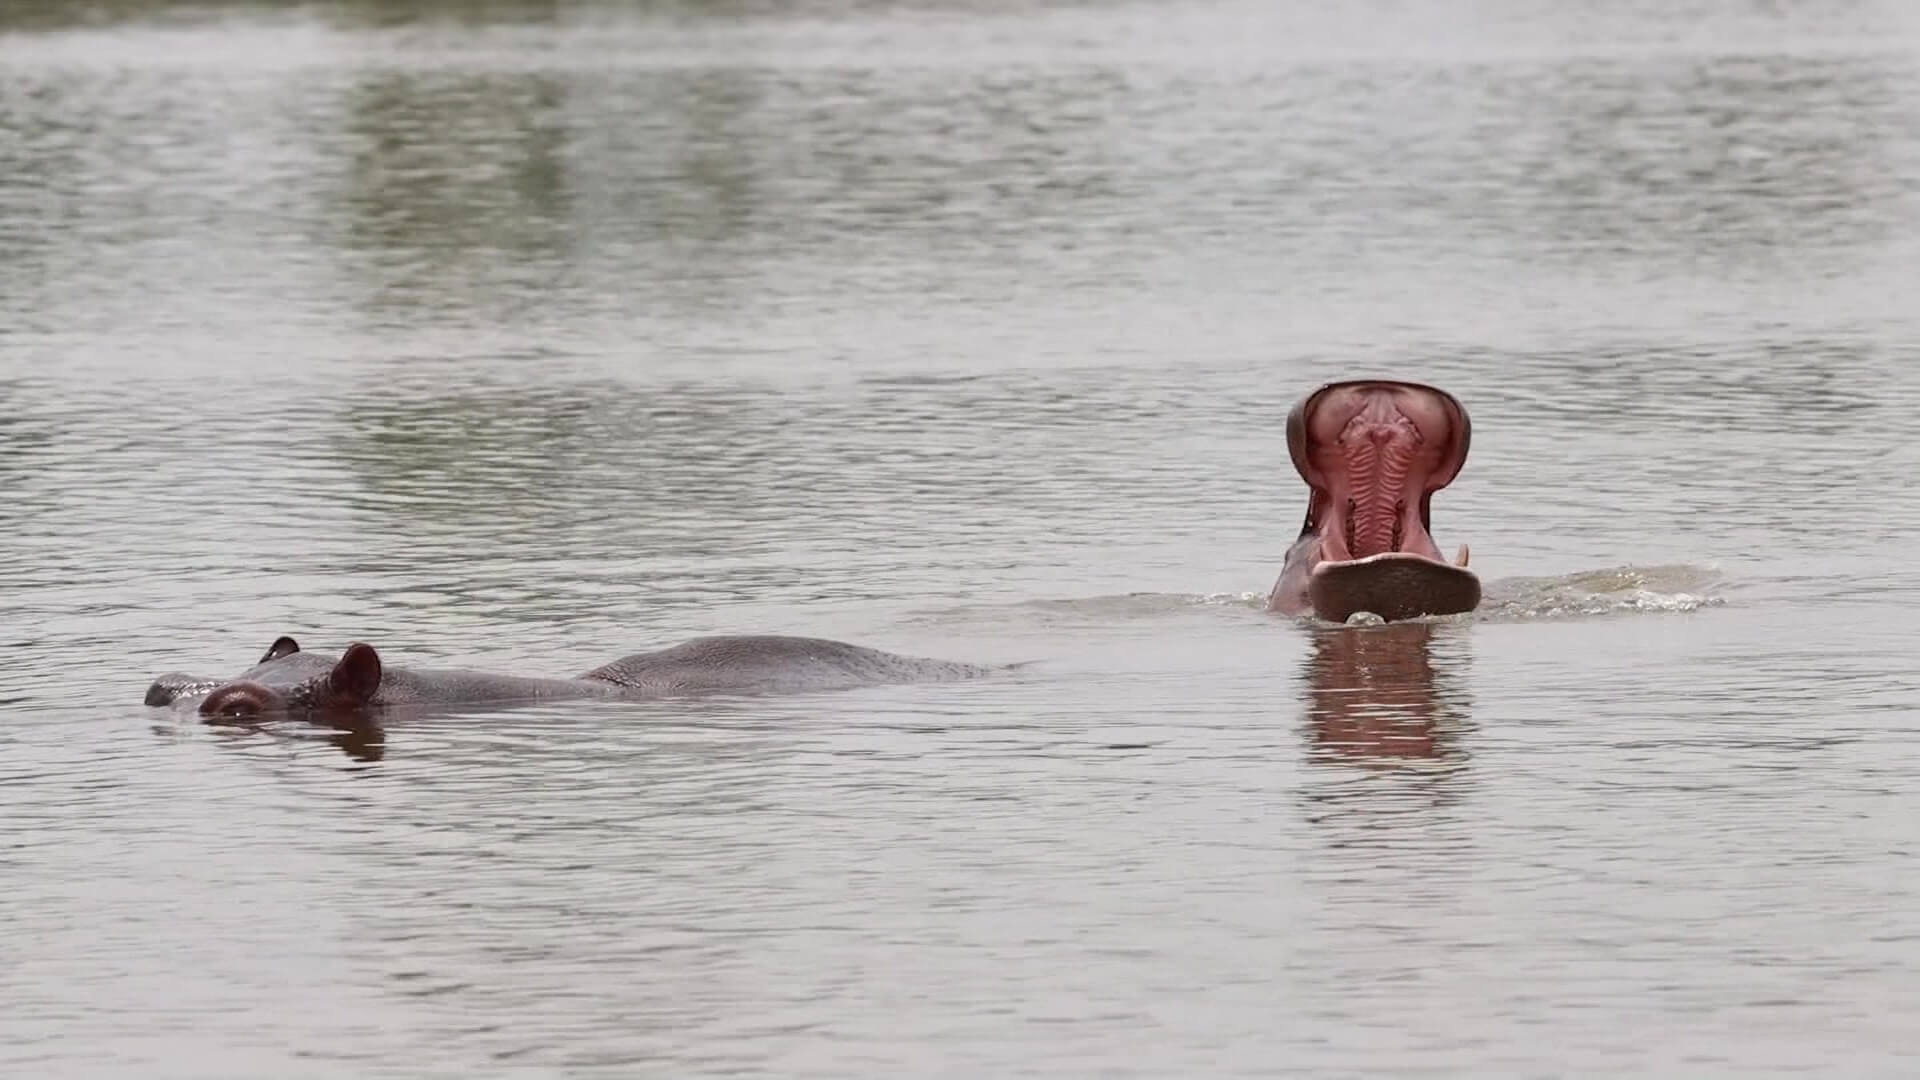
7, 1, 1920, 1075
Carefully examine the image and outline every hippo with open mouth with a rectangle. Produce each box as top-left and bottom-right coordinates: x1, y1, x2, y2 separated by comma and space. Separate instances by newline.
1267, 379, 1480, 623
147, 633, 1006, 720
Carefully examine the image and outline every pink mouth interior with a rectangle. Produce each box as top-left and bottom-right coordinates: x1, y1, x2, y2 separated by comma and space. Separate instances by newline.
1292, 382, 1468, 563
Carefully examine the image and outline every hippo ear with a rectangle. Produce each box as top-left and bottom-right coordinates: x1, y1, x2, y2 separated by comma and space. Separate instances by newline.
260, 636, 301, 663
326, 643, 383, 706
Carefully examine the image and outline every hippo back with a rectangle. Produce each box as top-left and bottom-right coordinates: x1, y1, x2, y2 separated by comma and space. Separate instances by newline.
580, 635, 995, 695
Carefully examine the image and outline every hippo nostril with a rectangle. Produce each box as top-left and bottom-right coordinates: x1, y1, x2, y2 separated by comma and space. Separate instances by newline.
199, 681, 277, 719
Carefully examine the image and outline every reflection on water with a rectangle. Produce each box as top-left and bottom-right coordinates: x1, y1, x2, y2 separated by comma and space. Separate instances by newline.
338, 68, 576, 319
204, 711, 390, 763
1512, 52, 1906, 273
1301, 621, 1472, 767
11, 0, 1920, 1075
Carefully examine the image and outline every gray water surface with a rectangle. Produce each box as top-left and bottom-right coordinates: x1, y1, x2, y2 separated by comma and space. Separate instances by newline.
7, 1, 1920, 1076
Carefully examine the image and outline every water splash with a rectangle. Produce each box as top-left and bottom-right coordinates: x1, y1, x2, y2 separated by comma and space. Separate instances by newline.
908, 568, 1725, 631
1478, 564, 1726, 621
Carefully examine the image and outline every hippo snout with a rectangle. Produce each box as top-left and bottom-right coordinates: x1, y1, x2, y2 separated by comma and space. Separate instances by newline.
145, 674, 219, 707
199, 681, 283, 719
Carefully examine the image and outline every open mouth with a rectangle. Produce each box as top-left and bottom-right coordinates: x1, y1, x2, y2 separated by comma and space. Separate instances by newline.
1287, 379, 1471, 567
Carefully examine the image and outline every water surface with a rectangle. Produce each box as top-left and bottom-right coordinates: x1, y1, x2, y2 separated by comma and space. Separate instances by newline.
6, 1, 1920, 1075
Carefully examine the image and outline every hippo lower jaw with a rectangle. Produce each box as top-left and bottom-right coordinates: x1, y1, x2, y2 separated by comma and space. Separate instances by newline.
1268, 379, 1481, 623
1300, 551, 1481, 623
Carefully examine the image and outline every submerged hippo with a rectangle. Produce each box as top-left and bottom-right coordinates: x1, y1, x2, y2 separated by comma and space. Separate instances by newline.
147, 634, 1005, 719
1268, 378, 1480, 623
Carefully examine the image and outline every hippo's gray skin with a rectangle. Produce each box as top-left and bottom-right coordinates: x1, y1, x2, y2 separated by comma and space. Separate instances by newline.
146, 634, 1004, 720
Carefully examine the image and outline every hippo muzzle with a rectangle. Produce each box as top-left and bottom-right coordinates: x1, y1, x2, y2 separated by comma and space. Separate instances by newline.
198, 680, 286, 719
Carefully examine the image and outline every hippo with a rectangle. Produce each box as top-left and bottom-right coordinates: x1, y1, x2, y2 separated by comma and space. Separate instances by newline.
1268, 379, 1480, 623
146, 633, 1007, 720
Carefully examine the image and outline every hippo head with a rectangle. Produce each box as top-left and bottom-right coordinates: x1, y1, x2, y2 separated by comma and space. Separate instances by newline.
145, 636, 384, 720
1270, 379, 1480, 621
